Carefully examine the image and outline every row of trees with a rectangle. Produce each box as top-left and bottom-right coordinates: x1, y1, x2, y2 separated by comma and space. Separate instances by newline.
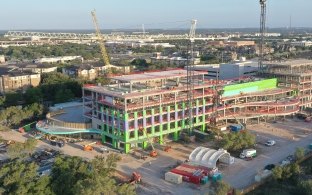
0, 103, 44, 128
0, 43, 102, 60
0, 154, 135, 195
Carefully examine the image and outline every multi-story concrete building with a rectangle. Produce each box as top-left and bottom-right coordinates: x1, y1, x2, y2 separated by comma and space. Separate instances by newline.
82, 69, 298, 153
264, 59, 312, 109
189, 58, 258, 80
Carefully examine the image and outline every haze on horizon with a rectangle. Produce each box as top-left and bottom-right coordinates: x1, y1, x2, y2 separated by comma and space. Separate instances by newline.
0, 0, 311, 30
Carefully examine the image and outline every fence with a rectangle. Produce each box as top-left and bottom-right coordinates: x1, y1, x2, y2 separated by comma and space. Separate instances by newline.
46, 112, 91, 130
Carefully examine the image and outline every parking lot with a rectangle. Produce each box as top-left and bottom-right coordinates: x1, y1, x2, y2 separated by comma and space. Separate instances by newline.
223, 118, 312, 189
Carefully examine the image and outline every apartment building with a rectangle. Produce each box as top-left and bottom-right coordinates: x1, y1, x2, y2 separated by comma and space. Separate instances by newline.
0, 69, 40, 93
62, 64, 97, 80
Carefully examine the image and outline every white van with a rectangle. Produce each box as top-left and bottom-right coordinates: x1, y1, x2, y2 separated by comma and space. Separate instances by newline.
240, 149, 257, 159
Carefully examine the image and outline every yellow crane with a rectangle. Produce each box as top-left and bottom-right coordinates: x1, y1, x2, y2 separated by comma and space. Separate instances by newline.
91, 10, 111, 73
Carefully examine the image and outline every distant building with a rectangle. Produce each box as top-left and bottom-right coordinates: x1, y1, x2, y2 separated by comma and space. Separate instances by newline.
255, 46, 275, 55
10, 63, 58, 74
0, 68, 40, 94
188, 57, 258, 80
151, 52, 200, 66
34, 56, 83, 63
254, 33, 281, 37
291, 41, 312, 47
207, 41, 255, 47
225, 41, 255, 47
207, 41, 224, 47
0, 55, 5, 64
62, 64, 97, 80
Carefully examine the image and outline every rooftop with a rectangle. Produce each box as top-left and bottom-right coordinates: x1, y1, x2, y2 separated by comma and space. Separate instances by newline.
265, 59, 312, 67
110, 69, 206, 83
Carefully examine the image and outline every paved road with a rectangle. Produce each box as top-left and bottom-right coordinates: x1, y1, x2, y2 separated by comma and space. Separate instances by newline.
224, 133, 312, 189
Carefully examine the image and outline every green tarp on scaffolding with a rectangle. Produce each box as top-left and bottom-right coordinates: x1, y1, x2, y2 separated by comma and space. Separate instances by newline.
222, 78, 277, 97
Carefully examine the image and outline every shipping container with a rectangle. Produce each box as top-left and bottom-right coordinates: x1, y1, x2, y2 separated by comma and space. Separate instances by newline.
165, 172, 183, 184
170, 163, 216, 185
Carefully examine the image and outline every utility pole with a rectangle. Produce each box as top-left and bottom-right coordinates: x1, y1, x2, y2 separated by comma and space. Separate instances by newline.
187, 19, 197, 135
259, 0, 267, 72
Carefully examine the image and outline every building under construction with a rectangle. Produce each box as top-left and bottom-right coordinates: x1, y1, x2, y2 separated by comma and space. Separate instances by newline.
82, 60, 312, 153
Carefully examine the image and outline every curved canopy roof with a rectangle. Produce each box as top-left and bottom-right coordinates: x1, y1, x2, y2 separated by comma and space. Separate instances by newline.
189, 147, 231, 168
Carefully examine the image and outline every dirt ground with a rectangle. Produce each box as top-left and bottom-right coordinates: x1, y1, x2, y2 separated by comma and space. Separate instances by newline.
1, 117, 312, 194
249, 118, 312, 141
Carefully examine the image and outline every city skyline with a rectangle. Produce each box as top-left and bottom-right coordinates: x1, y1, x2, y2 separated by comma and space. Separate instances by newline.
0, 0, 311, 30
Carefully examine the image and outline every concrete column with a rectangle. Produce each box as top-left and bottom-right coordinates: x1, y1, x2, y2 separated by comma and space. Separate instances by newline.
142, 141, 148, 149
159, 135, 163, 144
124, 143, 130, 153
173, 131, 179, 141
112, 139, 117, 148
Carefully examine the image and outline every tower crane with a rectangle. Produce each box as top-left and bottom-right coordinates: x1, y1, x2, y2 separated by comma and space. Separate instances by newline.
259, 0, 267, 72
186, 19, 197, 135
91, 10, 111, 73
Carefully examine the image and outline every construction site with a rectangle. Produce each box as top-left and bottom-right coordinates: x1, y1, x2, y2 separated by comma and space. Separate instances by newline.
81, 59, 312, 153
19, 1, 312, 193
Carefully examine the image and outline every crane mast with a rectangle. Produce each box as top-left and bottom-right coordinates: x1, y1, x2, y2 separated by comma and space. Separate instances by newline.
91, 10, 111, 72
186, 19, 197, 134
259, 0, 267, 72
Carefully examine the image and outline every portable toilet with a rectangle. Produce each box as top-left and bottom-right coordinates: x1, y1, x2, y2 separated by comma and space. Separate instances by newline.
200, 176, 209, 184
212, 173, 222, 182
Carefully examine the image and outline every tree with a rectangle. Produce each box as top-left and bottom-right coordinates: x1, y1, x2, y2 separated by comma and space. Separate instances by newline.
298, 180, 312, 195
7, 138, 38, 159
94, 76, 110, 85
54, 88, 74, 103
50, 154, 135, 195
24, 138, 38, 155
0, 161, 53, 195
0, 96, 5, 106
3, 92, 23, 107
272, 163, 301, 181
214, 180, 231, 195
272, 166, 283, 180
219, 131, 256, 152
295, 147, 305, 161
24, 87, 43, 104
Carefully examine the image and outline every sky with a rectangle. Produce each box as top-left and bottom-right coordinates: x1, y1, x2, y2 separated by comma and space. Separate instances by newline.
0, 0, 311, 30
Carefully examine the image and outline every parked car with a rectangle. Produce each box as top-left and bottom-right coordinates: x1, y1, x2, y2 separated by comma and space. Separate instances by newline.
287, 155, 295, 162
265, 140, 276, 146
99, 146, 110, 153
281, 159, 290, 166
264, 164, 276, 170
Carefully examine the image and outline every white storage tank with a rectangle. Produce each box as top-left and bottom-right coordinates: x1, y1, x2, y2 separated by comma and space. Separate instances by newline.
165, 172, 182, 184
